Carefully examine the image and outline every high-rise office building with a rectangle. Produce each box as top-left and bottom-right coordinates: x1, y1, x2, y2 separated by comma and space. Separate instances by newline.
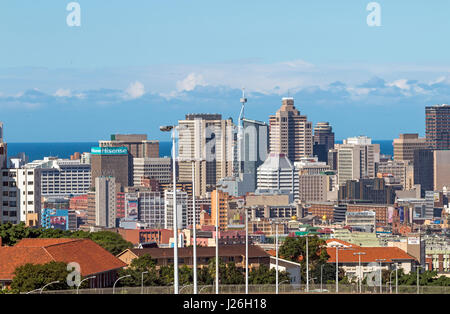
336, 136, 379, 186
327, 148, 338, 171
25, 157, 91, 197
257, 153, 299, 201
211, 189, 229, 231
240, 118, 269, 190
1, 168, 41, 226
269, 97, 313, 162
393, 134, 428, 162
164, 190, 188, 230
133, 157, 172, 187
426, 104, 450, 150
177, 114, 234, 196
313, 122, 335, 163
95, 176, 117, 228
90, 146, 133, 190
433, 150, 450, 191
99, 134, 159, 158
376, 160, 414, 190
413, 149, 434, 197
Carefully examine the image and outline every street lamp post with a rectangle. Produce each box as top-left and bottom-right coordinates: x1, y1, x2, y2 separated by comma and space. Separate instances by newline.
416, 265, 424, 294
353, 252, 366, 294
376, 259, 386, 294
320, 264, 324, 293
306, 236, 309, 293
160, 125, 179, 294
77, 276, 96, 294
141, 271, 149, 294
191, 160, 197, 295
335, 247, 339, 293
245, 208, 249, 294
113, 275, 132, 294
396, 263, 398, 294
40, 281, 60, 294
389, 263, 399, 294
276, 222, 279, 294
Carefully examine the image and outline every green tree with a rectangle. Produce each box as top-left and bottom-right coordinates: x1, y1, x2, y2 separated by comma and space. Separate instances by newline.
249, 264, 290, 284
0, 222, 41, 246
278, 235, 329, 283
312, 262, 337, 284
159, 265, 174, 286
83, 231, 133, 255
11, 262, 70, 293
117, 254, 159, 287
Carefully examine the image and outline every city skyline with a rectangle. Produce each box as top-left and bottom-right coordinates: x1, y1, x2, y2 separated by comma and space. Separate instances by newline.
1, 1, 450, 141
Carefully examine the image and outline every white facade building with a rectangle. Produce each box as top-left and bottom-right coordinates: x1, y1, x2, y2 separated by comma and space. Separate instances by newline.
257, 153, 299, 201
1, 168, 41, 225
25, 157, 91, 196
164, 190, 188, 230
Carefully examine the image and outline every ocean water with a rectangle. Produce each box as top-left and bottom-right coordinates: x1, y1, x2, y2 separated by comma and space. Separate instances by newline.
7, 142, 173, 162
7, 140, 393, 163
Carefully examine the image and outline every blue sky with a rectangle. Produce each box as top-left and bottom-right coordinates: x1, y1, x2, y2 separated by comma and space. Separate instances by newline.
0, 0, 449, 142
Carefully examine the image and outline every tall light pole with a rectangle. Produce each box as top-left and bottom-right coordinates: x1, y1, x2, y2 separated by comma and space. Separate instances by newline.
275, 222, 279, 294
416, 265, 424, 294
160, 125, 179, 294
320, 264, 324, 293
306, 236, 309, 292
113, 275, 132, 294
141, 271, 149, 294
215, 184, 227, 294
77, 276, 96, 294
376, 259, 386, 294
40, 281, 60, 294
335, 247, 354, 293
396, 263, 398, 294
335, 247, 339, 293
353, 252, 366, 294
191, 160, 197, 294
245, 207, 249, 294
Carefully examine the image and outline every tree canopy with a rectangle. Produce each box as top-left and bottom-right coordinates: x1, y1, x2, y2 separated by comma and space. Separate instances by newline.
11, 261, 71, 293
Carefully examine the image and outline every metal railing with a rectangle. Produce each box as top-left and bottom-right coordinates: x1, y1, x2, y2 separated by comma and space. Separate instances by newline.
37, 284, 450, 294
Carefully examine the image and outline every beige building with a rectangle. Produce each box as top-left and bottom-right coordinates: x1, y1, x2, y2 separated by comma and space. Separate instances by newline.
99, 134, 159, 159
178, 114, 234, 196
95, 176, 117, 228
393, 133, 428, 162
133, 157, 172, 186
377, 160, 414, 190
336, 136, 379, 186
434, 150, 450, 191
269, 97, 313, 162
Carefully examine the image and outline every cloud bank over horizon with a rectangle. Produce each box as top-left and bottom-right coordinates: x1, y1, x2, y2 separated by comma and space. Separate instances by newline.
1, 59, 449, 142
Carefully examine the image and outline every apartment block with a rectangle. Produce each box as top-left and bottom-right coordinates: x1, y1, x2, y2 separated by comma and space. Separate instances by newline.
269, 97, 313, 162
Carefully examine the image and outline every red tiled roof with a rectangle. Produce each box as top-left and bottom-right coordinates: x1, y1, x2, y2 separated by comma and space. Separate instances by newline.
15, 238, 76, 247
327, 246, 416, 263
0, 247, 53, 280
0, 238, 126, 281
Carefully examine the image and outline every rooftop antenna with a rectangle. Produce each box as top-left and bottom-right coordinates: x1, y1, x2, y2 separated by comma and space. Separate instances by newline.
234, 88, 247, 177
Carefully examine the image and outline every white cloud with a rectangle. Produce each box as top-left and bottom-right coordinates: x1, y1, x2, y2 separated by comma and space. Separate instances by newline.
387, 79, 410, 90
176, 73, 206, 92
125, 81, 145, 99
54, 88, 72, 97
